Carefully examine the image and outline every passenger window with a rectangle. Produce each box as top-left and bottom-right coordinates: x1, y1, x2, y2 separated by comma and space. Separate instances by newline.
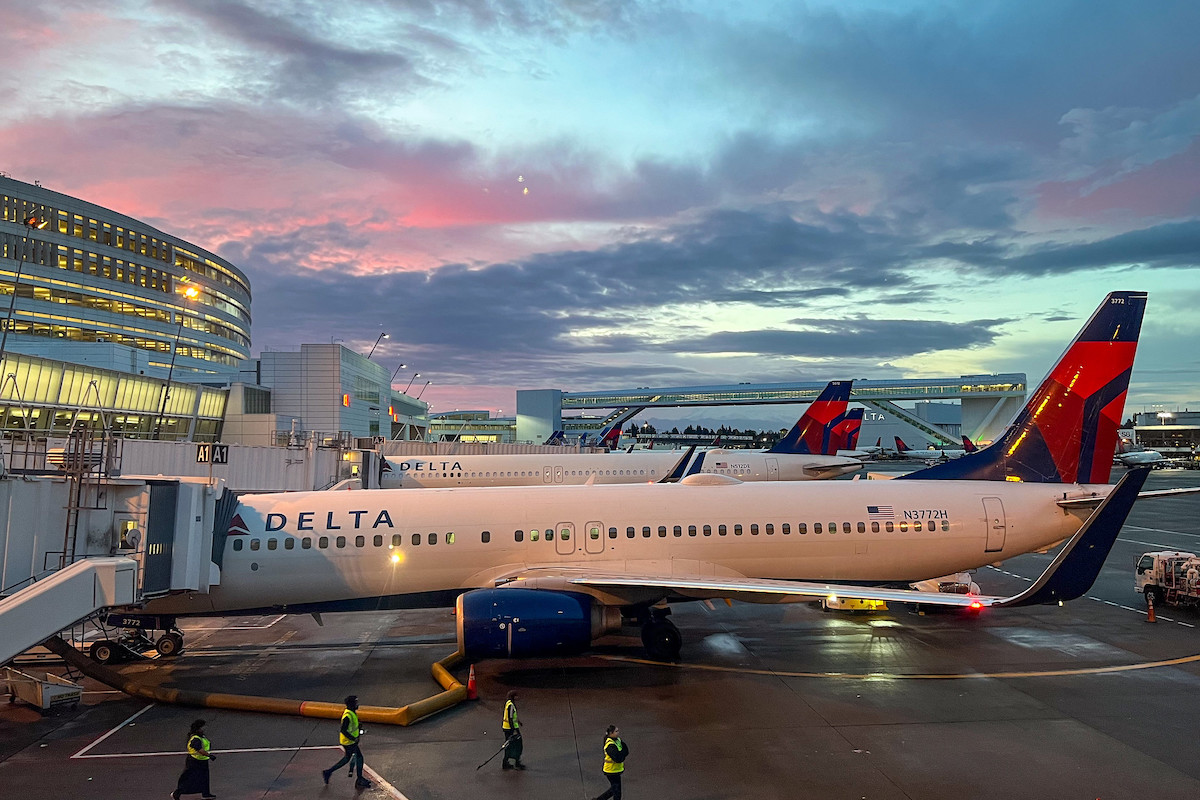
560, 528, 570, 541
373, 535, 383, 547
392, 534, 402, 547
482, 531, 491, 543
412, 533, 421, 545
798, 523, 807, 534
446, 532, 455, 544
885, 522, 894, 532
355, 535, 365, 547
857, 522, 865, 533
531, 530, 540, 542
765, 524, 774, 535
734, 524, 743, 536
900, 522, 909, 532
688, 525, 697, 537
914, 521, 923, 532
941, 520, 950, 531
627, 527, 636, 539
319, 536, 329, 548
336, 536, 347, 548
590, 527, 601, 540
608, 527, 617, 539
642, 526, 651, 538
703, 525, 712, 536
233, 539, 243, 551
285, 538, 295, 550
829, 522, 836, 533
250, 539, 260, 551
842, 522, 851, 534
719, 525, 727, 536
658, 526, 667, 538
782, 523, 790, 535
871, 522, 879, 533
302, 538, 312, 549
673, 526, 682, 537
814, 523, 823, 534
429, 533, 437, 545
750, 524, 759, 535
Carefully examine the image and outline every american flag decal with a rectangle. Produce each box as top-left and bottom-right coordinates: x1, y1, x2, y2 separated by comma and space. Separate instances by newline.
867, 505, 894, 519
715, 462, 728, 468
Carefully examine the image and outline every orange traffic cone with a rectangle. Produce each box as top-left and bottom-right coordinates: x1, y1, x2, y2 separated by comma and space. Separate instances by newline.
1146, 592, 1157, 623
466, 664, 478, 699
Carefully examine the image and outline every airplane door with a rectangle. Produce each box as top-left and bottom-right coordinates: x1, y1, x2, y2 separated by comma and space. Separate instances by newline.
765, 457, 780, 480
982, 497, 1006, 552
554, 522, 576, 555
584, 520, 605, 554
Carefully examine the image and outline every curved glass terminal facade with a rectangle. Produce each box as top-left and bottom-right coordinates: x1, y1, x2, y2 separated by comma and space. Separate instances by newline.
0, 177, 251, 374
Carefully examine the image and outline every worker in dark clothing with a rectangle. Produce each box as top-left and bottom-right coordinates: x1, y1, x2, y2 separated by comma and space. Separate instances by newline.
591, 724, 629, 800
322, 695, 373, 788
501, 690, 525, 770
171, 719, 217, 800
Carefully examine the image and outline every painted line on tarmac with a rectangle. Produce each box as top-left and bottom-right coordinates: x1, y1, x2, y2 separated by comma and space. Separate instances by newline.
363, 763, 410, 799
73, 744, 342, 759
71, 703, 155, 759
987, 565, 1195, 627
1125, 525, 1200, 539
600, 652, 1200, 680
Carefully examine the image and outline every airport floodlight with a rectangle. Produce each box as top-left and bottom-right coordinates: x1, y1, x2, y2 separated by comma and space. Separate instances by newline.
390, 363, 408, 383
153, 285, 199, 440
367, 331, 390, 359
416, 380, 432, 400
404, 373, 421, 393
0, 214, 51, 361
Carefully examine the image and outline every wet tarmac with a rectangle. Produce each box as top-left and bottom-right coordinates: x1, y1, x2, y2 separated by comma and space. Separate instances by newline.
2, 465, 1199, 800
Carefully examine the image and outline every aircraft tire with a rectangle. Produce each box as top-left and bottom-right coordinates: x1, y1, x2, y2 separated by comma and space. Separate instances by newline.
641, 619, 682, 661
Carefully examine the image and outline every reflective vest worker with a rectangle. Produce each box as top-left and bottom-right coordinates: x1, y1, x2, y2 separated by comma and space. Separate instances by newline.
591, 724, 629, 800
171, 718, 216, 800
322, 695, 373, 789
501, 690, 525, 770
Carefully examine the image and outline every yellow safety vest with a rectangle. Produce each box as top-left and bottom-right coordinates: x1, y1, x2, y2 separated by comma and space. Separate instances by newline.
340, 709, 360, 746
502, 700, 519, 730
187, 735, 210, 761
603, 737, 624, 773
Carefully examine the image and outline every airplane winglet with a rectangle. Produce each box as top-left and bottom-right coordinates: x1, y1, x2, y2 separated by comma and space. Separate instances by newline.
994, 467, 1151, 607
658, 445, 698, 483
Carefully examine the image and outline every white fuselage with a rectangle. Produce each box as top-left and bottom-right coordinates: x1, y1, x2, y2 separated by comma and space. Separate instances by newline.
146, 478, 1106, 616
380, 448, 862, 488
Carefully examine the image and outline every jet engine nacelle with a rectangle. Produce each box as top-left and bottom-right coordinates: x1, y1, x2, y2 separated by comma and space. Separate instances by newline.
456, 588, 622, 659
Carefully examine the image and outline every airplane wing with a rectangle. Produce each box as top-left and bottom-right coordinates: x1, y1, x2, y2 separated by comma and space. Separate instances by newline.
492, 468, 1153, 610
1057, 485, 1200, 509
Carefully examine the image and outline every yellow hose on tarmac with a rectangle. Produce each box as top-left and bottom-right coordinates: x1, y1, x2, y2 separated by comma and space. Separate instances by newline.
43, 636, 468, 726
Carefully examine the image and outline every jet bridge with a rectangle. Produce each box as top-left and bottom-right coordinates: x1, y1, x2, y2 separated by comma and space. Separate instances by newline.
0, 476, 222, 665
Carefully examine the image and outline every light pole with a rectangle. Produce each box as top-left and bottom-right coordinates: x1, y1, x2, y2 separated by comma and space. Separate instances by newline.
153, 285, 199, 440
403, 372, 421, 393
389, 363, 408, 385
416, 380, 432, 400
367, 331, 389, 359
0, 213, 50, 362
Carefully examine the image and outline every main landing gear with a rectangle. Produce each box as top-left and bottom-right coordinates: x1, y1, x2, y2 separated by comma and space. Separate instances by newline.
89, 614, 185, 664
640, 608, 682, 661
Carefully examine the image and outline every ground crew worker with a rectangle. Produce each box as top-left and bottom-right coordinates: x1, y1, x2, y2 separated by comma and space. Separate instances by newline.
322, 695, 373, 788
591, 724, 629, 800
171, 719, 217, 800
501, 690, 525, 770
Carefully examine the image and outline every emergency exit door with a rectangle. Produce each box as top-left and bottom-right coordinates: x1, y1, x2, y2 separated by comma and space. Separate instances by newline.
982, 497, 1006, 552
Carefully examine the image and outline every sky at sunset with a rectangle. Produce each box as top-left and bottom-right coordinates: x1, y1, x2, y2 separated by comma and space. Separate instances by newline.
2, 0, 1198, 424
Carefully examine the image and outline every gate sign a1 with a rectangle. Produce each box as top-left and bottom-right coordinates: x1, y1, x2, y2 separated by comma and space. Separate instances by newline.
196, 444, 230, 464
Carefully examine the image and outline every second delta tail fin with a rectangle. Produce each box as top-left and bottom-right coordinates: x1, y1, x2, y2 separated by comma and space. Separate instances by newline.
768, 380, 852, 455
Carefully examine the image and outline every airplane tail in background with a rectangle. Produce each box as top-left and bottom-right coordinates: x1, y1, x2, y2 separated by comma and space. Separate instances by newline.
894, 435, 911, 453
543, 430, 566, 446
901, 291, 1147, 484
961, 435, 977, 453
768, 381, 852, 455
829, 408, 864, 454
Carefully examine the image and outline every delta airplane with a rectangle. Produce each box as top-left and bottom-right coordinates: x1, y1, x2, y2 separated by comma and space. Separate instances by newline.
893, 435, 977, 462
378, 383, 863, 488
128, 292, 1199, 665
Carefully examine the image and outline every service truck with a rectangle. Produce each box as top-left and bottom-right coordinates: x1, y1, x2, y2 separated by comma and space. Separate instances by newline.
1135, 551, 1200, 608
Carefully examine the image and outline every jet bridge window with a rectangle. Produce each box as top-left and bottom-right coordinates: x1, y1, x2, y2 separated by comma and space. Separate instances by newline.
233, 539, 243, 551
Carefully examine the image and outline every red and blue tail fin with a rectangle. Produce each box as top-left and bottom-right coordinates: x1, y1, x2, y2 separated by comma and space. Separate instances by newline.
900, 292, 1146, 483
894, 435, 911, 453
768, 381, 852, 454
829, 408, 864, 453
961, 435, 977, 453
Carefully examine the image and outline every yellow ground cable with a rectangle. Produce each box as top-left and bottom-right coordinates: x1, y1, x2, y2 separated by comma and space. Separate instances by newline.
43, 636, 468, 726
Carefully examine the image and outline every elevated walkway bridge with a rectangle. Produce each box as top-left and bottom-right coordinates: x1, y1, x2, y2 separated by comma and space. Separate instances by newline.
517, 375, 1027, 447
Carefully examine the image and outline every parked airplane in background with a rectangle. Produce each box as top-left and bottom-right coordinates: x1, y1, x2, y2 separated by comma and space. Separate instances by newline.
893, 435, 976, 462
1114, 448, 1165, 467
379, 389, 863, 489
124, 292, 1199, 667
